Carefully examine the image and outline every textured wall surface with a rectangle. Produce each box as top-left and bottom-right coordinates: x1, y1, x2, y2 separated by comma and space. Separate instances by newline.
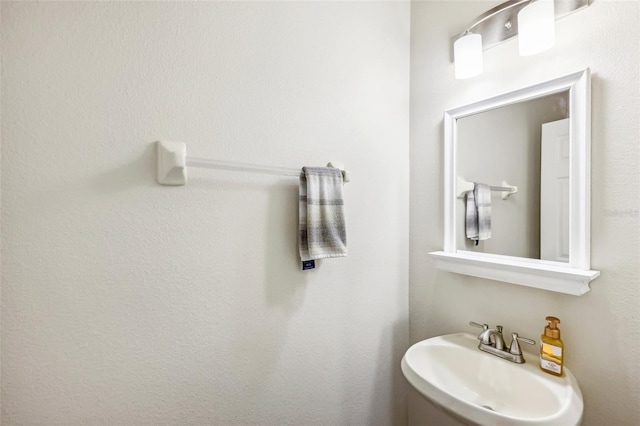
1, 2, 410, 425
410, 1, 640, 425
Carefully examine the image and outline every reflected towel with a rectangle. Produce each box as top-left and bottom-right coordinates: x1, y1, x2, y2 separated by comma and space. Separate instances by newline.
299, 167, 347, 261
466, 183, 491, 245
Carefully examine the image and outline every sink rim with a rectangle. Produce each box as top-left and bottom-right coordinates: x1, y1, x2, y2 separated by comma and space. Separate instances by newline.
401, 333, 584, 426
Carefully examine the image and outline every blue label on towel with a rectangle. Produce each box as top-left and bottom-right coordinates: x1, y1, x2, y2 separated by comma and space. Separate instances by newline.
302, 260, 315, 270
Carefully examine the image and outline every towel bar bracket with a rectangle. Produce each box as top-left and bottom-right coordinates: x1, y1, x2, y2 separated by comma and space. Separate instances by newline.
157, 141, 187, 185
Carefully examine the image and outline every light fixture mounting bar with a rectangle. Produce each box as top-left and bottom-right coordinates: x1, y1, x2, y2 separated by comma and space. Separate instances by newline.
450, 0, 589, 62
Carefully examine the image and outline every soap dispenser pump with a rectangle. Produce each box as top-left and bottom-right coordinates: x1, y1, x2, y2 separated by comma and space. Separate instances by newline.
540, 316, 564, 376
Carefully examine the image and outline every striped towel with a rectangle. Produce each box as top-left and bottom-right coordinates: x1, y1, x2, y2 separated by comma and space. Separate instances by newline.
465, 183, 491, 246
299, 167, 347, 262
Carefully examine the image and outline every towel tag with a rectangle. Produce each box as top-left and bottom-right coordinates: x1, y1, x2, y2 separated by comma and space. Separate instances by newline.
302, 260, 316, 270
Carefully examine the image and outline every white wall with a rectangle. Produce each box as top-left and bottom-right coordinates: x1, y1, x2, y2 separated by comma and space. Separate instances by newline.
1, 2, 410, 425
410, 1, 639, 425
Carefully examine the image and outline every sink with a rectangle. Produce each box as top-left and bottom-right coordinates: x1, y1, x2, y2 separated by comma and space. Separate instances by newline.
401, 333, 583, 426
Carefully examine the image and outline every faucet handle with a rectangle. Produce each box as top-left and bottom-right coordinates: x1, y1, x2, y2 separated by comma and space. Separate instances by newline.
496, 325, 503, 334
509, 332, 536, 355
469, 321, 489, 331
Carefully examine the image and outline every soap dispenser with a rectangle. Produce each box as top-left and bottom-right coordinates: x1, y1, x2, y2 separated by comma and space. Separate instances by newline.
540, 316, 564, 376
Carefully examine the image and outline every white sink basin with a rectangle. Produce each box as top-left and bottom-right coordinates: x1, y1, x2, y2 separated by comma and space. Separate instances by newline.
401, 333, 583, 426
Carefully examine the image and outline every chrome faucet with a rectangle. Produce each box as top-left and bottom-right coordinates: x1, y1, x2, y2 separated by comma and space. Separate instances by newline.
469, 321, 535, 364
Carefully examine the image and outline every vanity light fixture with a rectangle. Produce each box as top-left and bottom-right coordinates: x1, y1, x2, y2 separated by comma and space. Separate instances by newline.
454, 32, 483, 79
452, 0, 589, 79
518, 0, 555, 56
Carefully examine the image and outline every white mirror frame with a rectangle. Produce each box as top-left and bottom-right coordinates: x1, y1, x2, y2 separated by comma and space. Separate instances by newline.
430, 68, 600, 296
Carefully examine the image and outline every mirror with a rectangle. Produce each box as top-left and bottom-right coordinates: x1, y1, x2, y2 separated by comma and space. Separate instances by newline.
430, 69, 600, 295
456, 91, 570, 261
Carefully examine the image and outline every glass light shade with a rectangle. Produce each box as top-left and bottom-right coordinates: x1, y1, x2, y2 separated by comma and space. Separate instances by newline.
454, 33, 483, 79
518, 0, 555, 56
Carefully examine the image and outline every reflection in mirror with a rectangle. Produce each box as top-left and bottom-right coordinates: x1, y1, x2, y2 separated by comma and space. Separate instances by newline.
456, 91, 570, 261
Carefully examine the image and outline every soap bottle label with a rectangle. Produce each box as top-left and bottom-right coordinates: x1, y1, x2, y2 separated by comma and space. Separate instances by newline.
540, 342, 562, 374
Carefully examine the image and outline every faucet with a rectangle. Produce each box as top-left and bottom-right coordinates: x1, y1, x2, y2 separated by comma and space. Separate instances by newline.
469, 321, 535, 364
478, 325, 506, 350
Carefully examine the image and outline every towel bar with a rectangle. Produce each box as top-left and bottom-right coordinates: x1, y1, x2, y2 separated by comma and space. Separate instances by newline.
456, 176, 517, 200
156, 141, 350, 186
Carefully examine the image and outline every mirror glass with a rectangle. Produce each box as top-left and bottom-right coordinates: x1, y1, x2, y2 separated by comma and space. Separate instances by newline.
456, 91, 570, 262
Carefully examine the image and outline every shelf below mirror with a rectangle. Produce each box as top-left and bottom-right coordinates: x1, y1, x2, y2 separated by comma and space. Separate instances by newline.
430, 251, 600, 296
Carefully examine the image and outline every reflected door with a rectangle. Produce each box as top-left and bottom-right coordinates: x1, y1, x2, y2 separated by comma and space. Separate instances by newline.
540, 118, 570, 262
